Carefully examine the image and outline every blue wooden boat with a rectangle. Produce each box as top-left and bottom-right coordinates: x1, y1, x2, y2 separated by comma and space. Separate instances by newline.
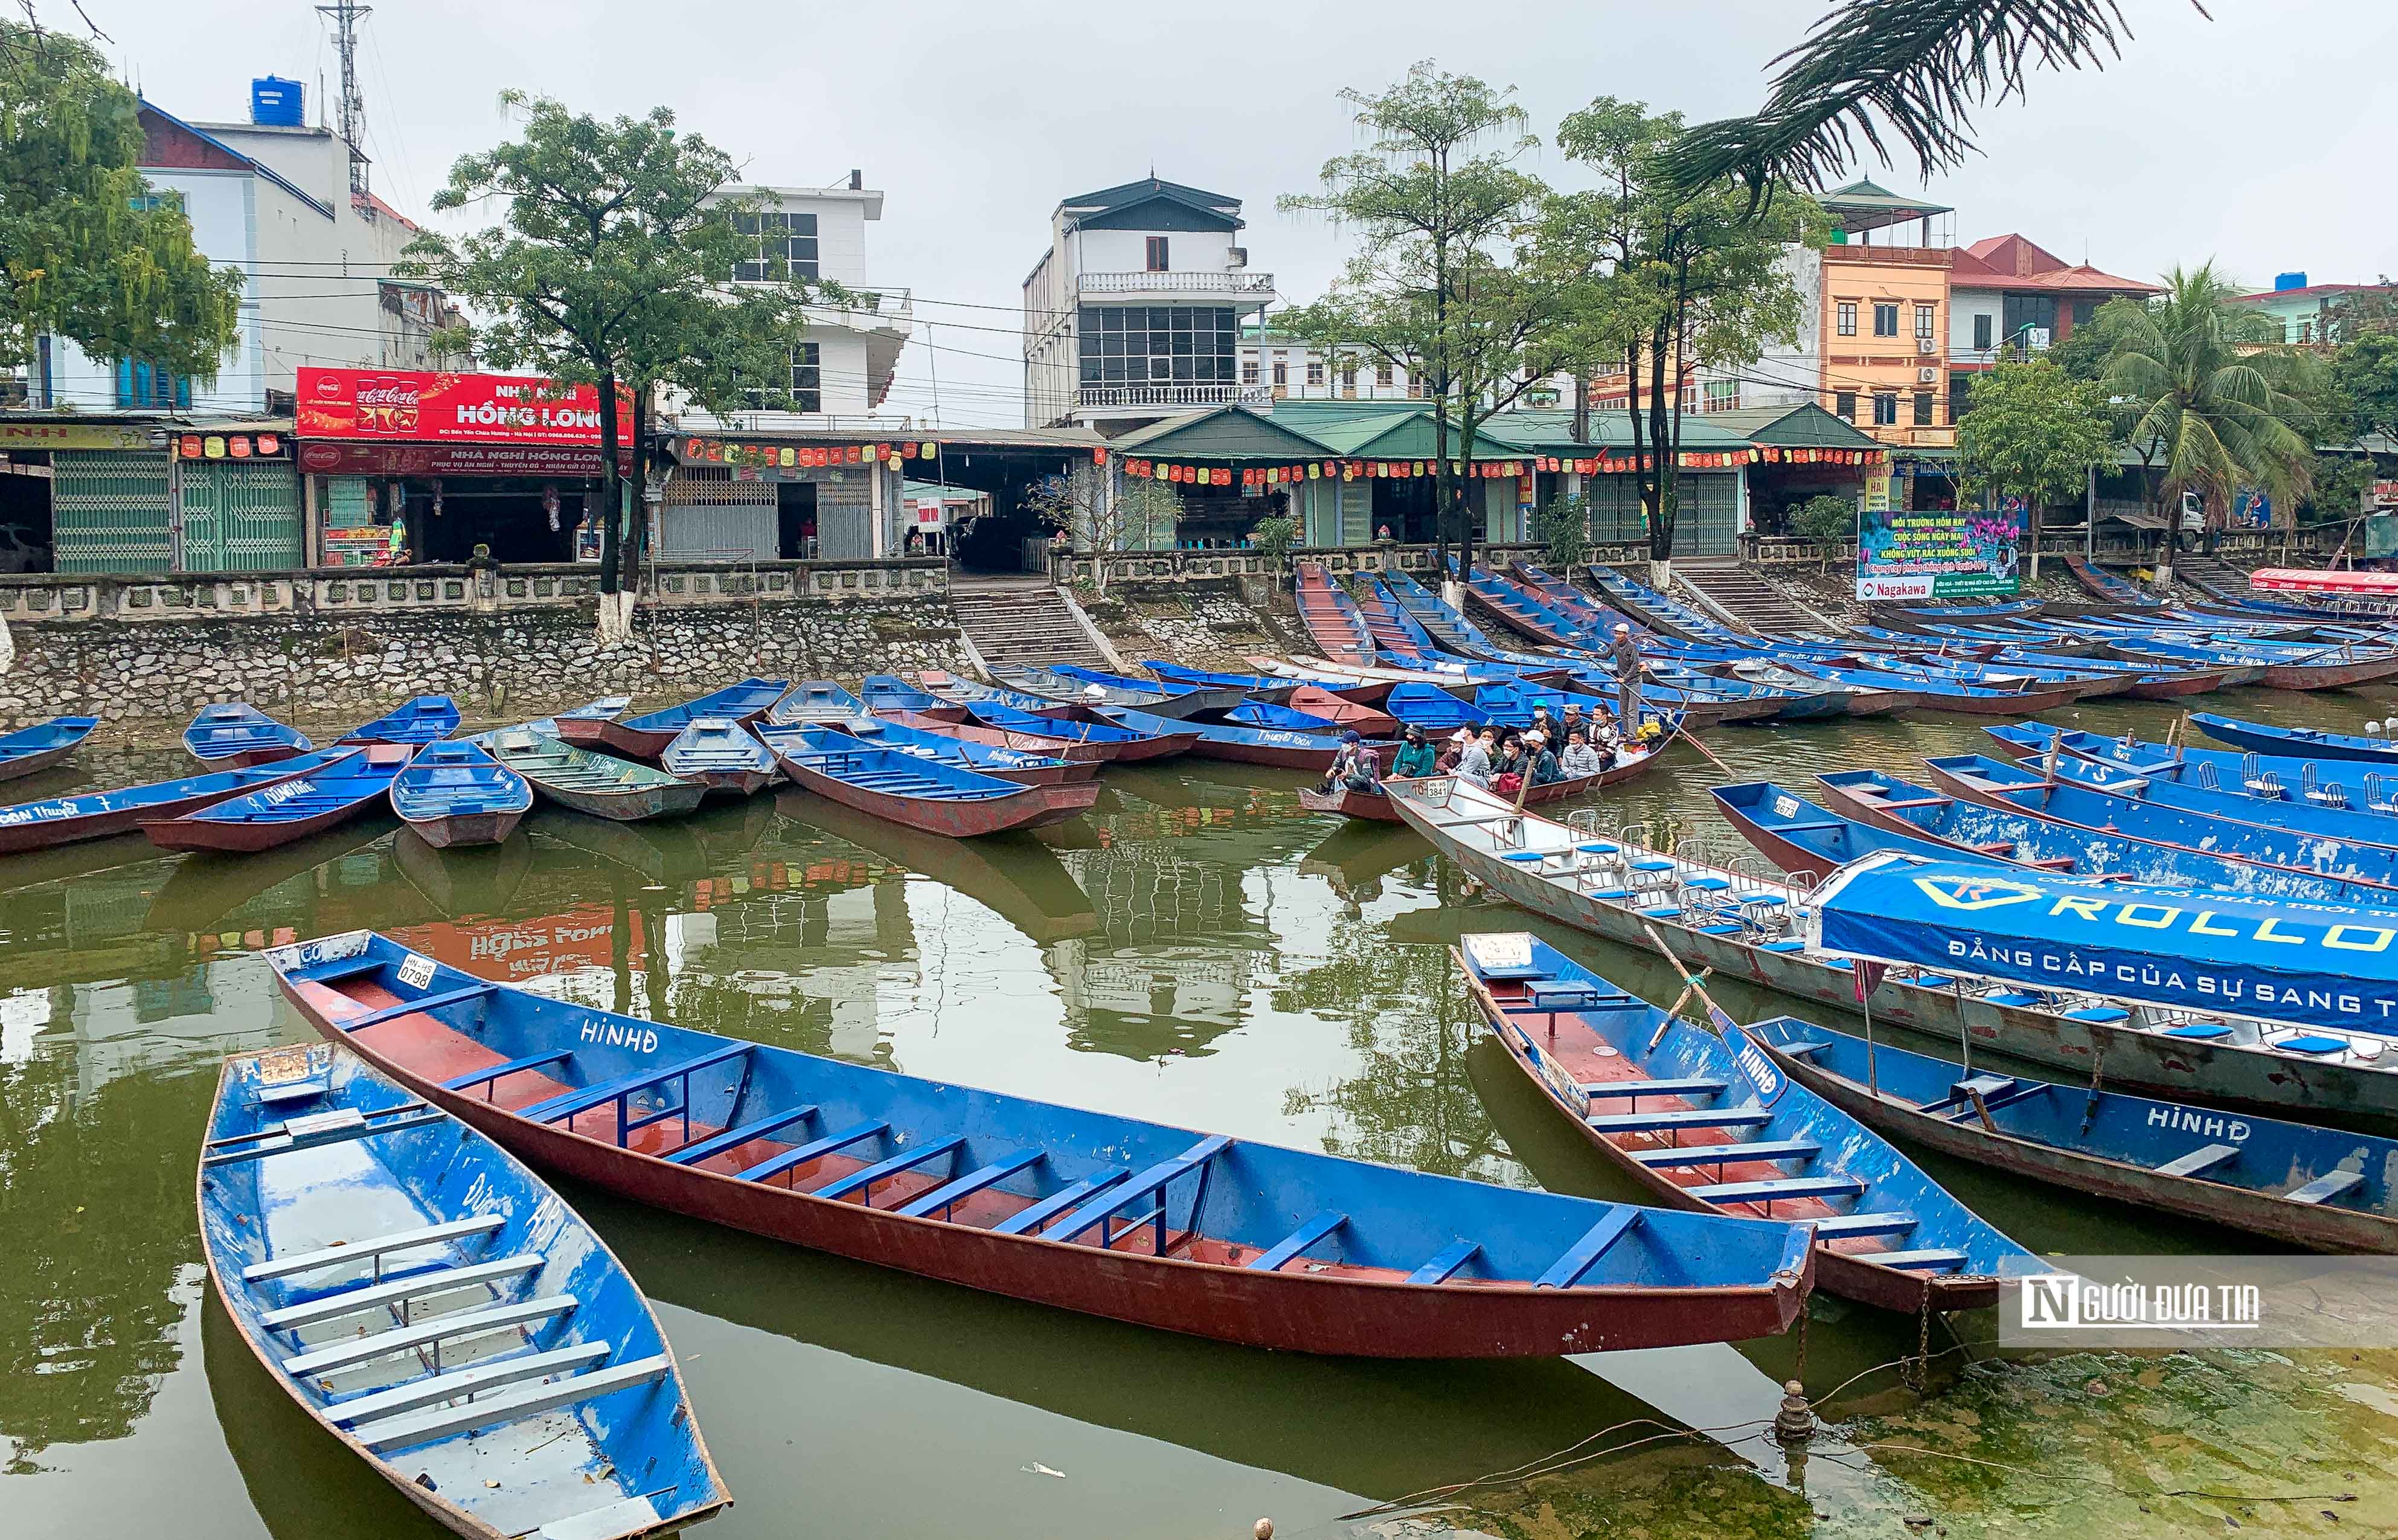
0, 749, 349, 855
763, 716, 1085, 786
0, 714, 98, 783
2037, 754, 2398, 853
1745, 1018, 2398, 1253
264, 930, 1815, 1356
561, 678, 789, 760
145, 743, 414, 853
1713, 781, 1968, 881
857, 675, 963, 720
926, 676, 1198, 761
390, 742, 533, 849
762, 725, 1094, 835
661, 717, 779, 797
1220, 701, 1347, 734
2191, 712, 2398, 766
484, 730, 707, 823
343, 695, 462, 747
1083, 704, 1364, 771
1381, 682, 1490, 733
768, 679, 870, 726
1921, 753, 2398, 902
199, 1041, 728, 1539
993, 664, 1236, 719
1140, 660, 1300, 704
186, 702, 314, 768
1458, 934, 2036, 1312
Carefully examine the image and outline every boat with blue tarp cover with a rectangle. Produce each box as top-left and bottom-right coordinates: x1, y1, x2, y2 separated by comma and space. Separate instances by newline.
1384, 775, 2398, 1119
761, 724, 1097, 835
186, 703, 315, 767
661, 717, 780, 797
1743, 1018, 2398, 1253
262, 928, 1816, 1356
1921, 752, 2398, 902
1810, 851, 2398, 1040
0, 714, 98, 783
766, 715, 1089, 786
1140, 661, 1300, 704
0, 748, 349, 854
390, 742, 533, 849
1457, 932, 2037, 1312
144, 743, 414, 853
199, 1040, 728, 1539
342, 695, 462, 746
2190, 712, 2398, 766
483, 730, 707, 823
560, 678, 789, 760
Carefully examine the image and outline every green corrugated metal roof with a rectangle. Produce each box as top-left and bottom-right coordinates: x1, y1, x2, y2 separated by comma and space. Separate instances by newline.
1111, 405, 1333, 457
1493, 408, 1753, 451
1700, 403, 1887, 449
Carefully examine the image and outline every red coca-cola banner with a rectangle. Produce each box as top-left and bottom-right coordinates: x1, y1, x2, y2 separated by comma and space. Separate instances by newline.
297, 367, 632, 448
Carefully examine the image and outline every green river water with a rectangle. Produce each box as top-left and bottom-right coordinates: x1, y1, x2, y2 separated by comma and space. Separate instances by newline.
11, 686, 2398, 1539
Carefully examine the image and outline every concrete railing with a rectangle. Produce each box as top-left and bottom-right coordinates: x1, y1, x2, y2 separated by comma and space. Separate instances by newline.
1743, 536, 1856, 566
0, 557, 952, 625
1048, 541, 1648, 588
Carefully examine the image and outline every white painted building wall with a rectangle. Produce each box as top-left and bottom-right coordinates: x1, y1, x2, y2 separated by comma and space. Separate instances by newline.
1948, 288, 2005, 361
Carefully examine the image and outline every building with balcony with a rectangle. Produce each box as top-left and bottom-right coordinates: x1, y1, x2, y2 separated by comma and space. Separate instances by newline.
1944, 235, 2156, 419
1237, 322, 1428, 403
2231, 273, 2396, 348
1022, 177, 1277, 435
674, 175, 913, 435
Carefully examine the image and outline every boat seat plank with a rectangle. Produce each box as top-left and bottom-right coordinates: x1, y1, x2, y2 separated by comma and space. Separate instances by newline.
258, 1254, 542, 1330
291, 954, 384, 984
1045, 1135, 1232, 1242
896, 1148, 1045, 1218
283, 1294, 578, 1378
1535, 1208, 1643, 1289
2287, 1169, 2368, 1206
351, 1353, 671, 1452
1633, 1138, 1821, 1169
2155, 1143, 2241, 1179
516, 1043, 753, 1126
322, 1342, 612, 1426
1246, 1208, 1348, 1272
813, 1136, 969, 1204
1855, 1249, 1970, 1271
244, 1214, 508, 1283
1405, 1240, 1481, 1285
336, 984, 498, 1035
1586, 1108, 1773, 1134
990, 1166, 1131, 1236
255, 1081, 328, 1106
1809, 1211, 1917, 1239
203, 1107, 446, 1168
1579, 1077, 1726, 1101
1688, 1175, 1868, 1204
663, 1103, 818, 1167
442, 1050, 573, 1094
1777, 1040, 1831, 1059
739, 1120, 890, 1184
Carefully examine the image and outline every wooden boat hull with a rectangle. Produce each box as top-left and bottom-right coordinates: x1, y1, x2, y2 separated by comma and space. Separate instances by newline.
0, 740, 85, 784
1755, 1036, 2398, 1254
0, 763, 330, 854
272, 945, 1810, 1358
2126, 667, 2233, 699
779, 757, 1080, 836
399, 807, 526, 849
197, 746, 307, 770
556, 719, 676, 762
1712, 791, 1862, 879
1383, 783, 2398, 1123
528, 777, 708, 823
1025, 706, 1199, 761
2263, 654, 2398, 692
689, 768, 778, 798
143, 791, 394, 853
880, 709, 1115, 767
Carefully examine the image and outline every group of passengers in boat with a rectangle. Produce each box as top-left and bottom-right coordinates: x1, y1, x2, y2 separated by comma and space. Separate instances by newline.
1314, 702, 1662, 798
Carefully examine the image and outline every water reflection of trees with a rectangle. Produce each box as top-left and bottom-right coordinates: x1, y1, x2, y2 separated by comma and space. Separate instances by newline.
1272, 931, 1524, 1185
1050, 842, 1263, 1062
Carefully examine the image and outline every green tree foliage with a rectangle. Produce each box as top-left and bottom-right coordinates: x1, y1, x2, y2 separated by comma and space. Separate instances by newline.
1540, 98, 1819, 561
1955, 358, 2113, 556
402, 94, 818, 637
1248, 512, 1300, 569
1279, 63, 1557, 581
1792, 492, 1856, 543
0, 18, 243, 377
1532, 492, 1590, 568
2333, 332, 2398, 443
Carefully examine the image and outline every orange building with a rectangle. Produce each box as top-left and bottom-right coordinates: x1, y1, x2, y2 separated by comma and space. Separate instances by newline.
1812, 182, 1956, 451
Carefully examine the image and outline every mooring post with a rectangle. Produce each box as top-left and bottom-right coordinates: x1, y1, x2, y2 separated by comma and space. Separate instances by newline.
1774, 1379, 1815, 1443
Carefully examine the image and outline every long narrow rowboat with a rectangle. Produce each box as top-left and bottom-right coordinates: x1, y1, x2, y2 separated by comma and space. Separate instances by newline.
992, 664, 1237, 720
858, 675, 967, 722
390, 742, 533, 849
264, 931, 1816, 1357
761, 727, 1096, 835
777, 715, 1091, 786
767, 680, 871, 727
484, 730, 707, 823
877, 706, 1114, 767
922, 675, 1196, 762
559, 678, 789, 761
0, 714, 98, 783
199, 1042, 728, 1539
1091, 704, 1378, 772
660, 718, 779, 797
1745, 1019, 2398, 1254
2190, 711, 2398, 766
1458, 935, 2036, 1311
186, 702, 313, 767
1140, 660, 1300, 704
342, 695, 462, 746
0, 750, 349, 855
144, 744, 414, 853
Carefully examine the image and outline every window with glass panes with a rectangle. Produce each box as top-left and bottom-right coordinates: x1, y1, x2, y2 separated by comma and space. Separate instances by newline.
1873, 303, 1899, 337
1077, 306, 1236, 388
731, 210, 819, 282
1872, 393, 1899, 425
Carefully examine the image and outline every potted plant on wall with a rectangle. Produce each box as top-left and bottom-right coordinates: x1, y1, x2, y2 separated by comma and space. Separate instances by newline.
1249, 513, 1301, 589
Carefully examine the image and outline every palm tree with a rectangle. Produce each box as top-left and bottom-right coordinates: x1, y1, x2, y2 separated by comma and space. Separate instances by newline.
2098, 263, 2315, 581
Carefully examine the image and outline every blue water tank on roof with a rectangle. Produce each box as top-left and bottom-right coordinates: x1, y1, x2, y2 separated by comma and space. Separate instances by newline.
2274, 271, 2309, 292
251, 77, 304, 127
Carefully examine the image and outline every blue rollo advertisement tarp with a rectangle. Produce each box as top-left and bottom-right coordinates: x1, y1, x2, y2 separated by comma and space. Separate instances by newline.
1809, 852, 2398, 1036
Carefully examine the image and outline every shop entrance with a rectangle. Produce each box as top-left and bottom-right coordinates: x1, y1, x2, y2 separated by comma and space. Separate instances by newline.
777, 481, 818, 559
410, 480, 581, 564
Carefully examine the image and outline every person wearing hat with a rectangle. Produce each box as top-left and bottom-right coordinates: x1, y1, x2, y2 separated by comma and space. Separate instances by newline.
1525, 728, 1564, 788
1391, 722, 1438, 780
1318, 728, 1383, 795
1610, 623, 1646, 728
1559, 701, 1586, 742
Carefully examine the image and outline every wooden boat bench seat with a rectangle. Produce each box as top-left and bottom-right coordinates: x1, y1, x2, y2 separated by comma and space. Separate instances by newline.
2154, 1143, 2241, 1179
1808, 1210, 1917, 1240
1246, 1208, 1348, 1272
1509, 980, 1628, 1013
1534, 1208, 1643, 1289
1578, 1076, 1728, 1102
1774, 1038, 1832, 1059
897, 1147, 1047, 1219
2287, 1168, 2368, 1206
204, 1105, 447, 1167
283, 1293, 579, 1378
989, 1166, 1131, 1236
1633, 1138, 1821, 1169
1968, 841, 2017, 857
289, 954, 386, 986
244, 1214, 505, 1284
321, 1341, 612, 1428
259, 1254, 543, 1330
1688, 1175, 1868, 1205
1044, 1135, 1231, 1247
1588, 1107, 1774, 1134
1405, 1240, 1483, 1284
1854, 1249, 1969, 1272
740, 1119, 890, 1184
350, 1352, 672, 1453
815, 1135, 970, 1205
665, 1103, 819, 1167
443, 1050, 574, 1096
337, 984, 498, 1035
517, 1043, 754, 1129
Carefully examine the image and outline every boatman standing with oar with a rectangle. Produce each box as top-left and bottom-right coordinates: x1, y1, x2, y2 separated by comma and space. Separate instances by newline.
1611, 623, 1645, 730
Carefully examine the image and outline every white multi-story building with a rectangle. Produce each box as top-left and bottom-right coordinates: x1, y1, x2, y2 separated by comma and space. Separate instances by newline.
678, 174, 914, 432
30, 89, 450, 415
1022, 177, 1276, 435
1236, 322, 1429, 403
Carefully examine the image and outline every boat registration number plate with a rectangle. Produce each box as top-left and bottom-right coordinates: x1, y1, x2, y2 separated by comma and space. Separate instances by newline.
397, 953, 436, 990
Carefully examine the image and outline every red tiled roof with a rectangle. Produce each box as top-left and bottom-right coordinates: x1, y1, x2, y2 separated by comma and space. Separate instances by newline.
1949, 233, 2156, 295
353, 191, 422, 233
2235, 283, 2390, 303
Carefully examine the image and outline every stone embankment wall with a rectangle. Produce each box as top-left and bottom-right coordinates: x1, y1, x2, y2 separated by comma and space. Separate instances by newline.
1087, 577, 1305, 672
0, 593, 971, 741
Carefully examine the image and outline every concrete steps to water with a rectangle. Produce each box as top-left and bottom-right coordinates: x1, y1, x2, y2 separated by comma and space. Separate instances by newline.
1671, 560, 1834, 637
2175, 555, 2253, 605
949, 583, 1109, 669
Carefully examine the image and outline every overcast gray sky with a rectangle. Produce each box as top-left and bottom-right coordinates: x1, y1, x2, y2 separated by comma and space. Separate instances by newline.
75, 0, 2398, 426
